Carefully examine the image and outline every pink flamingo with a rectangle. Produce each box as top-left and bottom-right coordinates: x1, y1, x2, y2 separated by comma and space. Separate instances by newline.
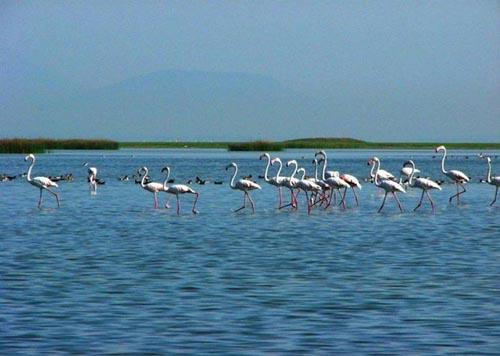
435, 145, 469, 204
314, 151, 349, 209
139, 166, 166, 208
226, 162, 261, 213
162, 167, 199, 214
369, 157, 406, 212
260, 153, 285, 208
296, 167, 322, 214
405, 160, 441, 212
24, 154, 60, 208
482, 156, 500, 206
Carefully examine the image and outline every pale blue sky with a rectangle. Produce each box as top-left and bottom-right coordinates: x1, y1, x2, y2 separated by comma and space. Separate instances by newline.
1, 1, 498, 141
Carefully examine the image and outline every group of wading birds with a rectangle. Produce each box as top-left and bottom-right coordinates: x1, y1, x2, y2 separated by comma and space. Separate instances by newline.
19, 145, 500, 213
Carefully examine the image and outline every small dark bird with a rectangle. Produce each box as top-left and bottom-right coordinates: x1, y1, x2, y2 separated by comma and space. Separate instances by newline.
214, 181, 223, 185
186, 179, 193, 184
258, 175, 265, 179
195, 176, 206, 185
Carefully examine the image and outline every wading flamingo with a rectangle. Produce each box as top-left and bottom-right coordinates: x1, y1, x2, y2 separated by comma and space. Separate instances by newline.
282, 160, 300, 209
481, 156, 500, 206
84, 162, 98, 194
369, 157, 406, 212
405, 160, 441, 212
226, 162, 261, 213
368, 158, 395, 181
260, 153, 285, 208
139, 166, 166, 208
340, 173, 362, 206
162, 167, 199, 214
435, 145, 469, 204
296, 167, 322, 214
314, 151, 349, 208
24, 154, 60, 208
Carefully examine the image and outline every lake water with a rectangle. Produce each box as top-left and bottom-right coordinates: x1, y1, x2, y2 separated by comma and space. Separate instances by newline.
1, 149, 499, 354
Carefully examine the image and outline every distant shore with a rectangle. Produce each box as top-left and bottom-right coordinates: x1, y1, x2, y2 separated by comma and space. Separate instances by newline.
121, 138, 500, 151
2, 138, 499, 153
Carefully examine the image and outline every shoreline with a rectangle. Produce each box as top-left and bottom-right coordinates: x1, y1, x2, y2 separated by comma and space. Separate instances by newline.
120, 141, 500, 150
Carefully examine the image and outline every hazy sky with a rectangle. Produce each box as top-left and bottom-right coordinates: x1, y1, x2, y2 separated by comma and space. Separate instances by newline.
1, 1, 499, 141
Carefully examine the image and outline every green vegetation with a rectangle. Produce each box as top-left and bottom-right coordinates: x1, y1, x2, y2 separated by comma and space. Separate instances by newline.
228, 141, 284, 152
0, 139, 119, 153
120, 141, 228, 149
2, 138, 497, 153
121, 138, 500, 151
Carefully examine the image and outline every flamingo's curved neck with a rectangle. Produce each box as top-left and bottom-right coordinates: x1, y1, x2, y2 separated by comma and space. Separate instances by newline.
26, 157, 34, 182
370, 162, 376, 178
275, 159, 282, 181
440, 148, 448, 174
321, 153, 327, 180
141, 168, 148, 188
263, 154, 271, 182
229, 164, 238, 189
486, 159, 492, 183
289, 161, 298, 180
373, 159, 381, 186
163, 167, 171, 191
408, 162, 416, 187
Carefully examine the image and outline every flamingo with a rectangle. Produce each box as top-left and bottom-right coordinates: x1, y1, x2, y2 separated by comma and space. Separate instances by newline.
260, 153, 285, 208
405, 160, 441, 212
314, 151, 349, 209
435, 145, 469, 204
282, 160, 301, 209
310, 158, 330, 205
226, 162, 261, 213
295, 167, 322, 214
162, 167, 199, 214
399, 165, 420, 186
83, 162, 98, 194
340, 173, 362, 206
139, 166, 167, 208
369, 157, 406, 212
368, 158, 395, 181
481, 156, 500, 206
24, 154, 60, 208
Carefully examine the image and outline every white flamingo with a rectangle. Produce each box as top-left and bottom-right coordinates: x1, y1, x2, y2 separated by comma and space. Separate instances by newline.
368, 158, 395, 181
24, 154, 60, 208
226, 162, 261, 213
314, 151, 350, 209
162, 167, 199, 214
482, 156, 500, 206
340, 173, 362, 206
83, 162, 98, 194
435, 145, 469, 204
283, 160, 300, 209
405, 160, 441, 212
260, 153, 285, 208
370, 157, 406, 212
399, 165, 420, 186
139, 166, 166, 208
296, 167, 322, 214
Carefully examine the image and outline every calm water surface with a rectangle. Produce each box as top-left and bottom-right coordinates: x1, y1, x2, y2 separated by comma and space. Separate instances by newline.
1, 149, 499, 354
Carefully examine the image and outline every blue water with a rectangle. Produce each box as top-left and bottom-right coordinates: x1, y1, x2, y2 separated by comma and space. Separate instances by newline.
1, 149, 499, 354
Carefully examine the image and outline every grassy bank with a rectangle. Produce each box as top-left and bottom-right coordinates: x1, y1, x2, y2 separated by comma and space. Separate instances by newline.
0, 139, 119, 153
121, 138, 500, 151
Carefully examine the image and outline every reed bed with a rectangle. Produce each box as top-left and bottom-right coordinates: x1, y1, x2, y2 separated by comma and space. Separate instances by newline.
0, 139, 119, 153
228, 141, 284, 152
